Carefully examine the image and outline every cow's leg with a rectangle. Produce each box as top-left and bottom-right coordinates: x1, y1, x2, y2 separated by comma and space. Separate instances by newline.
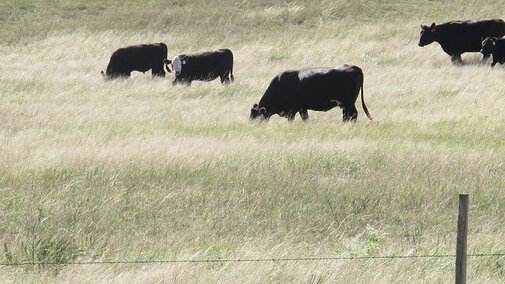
220, 72, 231, 84
152, 64, 166, 77
481, 53, 490, 63
299, 109, 308, 121
287, 112, 296, 121
451, 54, 463, 65
173, 78, 191, 86
342, 105, 358, 123
115, 71, 130, 78
342, 108, 350, 122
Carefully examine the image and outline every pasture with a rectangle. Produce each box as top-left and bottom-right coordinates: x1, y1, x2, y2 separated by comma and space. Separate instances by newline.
1, 0, 505, 282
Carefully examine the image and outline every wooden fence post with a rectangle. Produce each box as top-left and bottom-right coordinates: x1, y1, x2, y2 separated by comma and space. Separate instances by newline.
455, 193, 469, 284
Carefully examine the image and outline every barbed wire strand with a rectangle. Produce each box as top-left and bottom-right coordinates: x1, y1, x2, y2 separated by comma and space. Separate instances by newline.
1, 253, 504, 266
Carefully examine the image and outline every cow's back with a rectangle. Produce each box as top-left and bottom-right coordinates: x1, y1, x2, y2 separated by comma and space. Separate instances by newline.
114, 44, 165, 71
438, 19, 505, 53
297, 65, 362, 111
124, 46, 150, 72
180, 49, 233, 80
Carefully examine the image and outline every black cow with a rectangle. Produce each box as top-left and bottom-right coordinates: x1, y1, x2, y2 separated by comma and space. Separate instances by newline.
101, 43, 168, 79
418, 19, 505, 64
165, 49, 234, 85
481, 37, 505, 67
249, 65, 372, 122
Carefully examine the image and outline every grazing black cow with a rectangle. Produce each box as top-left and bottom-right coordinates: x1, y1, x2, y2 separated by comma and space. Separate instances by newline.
418, 19, 505, 64
481, 37, 505, 67
165, 49, 234, 85
101, 43, 168, 79
249, 65, 372, 122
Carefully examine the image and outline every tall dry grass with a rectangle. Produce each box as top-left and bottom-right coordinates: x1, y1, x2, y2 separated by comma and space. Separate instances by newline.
2, 0, 505, 283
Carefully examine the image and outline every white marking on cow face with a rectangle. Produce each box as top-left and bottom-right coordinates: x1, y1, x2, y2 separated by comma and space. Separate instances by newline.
172, 56, 182, 74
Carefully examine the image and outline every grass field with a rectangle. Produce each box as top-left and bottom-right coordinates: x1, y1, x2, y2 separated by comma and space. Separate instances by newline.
2, 0, 505, 282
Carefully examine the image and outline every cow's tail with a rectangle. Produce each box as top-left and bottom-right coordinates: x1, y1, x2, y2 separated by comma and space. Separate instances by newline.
161, 43, 171, 73
229, 51, 234, 82
164, 58, 172, 73
360, 79, 373, 121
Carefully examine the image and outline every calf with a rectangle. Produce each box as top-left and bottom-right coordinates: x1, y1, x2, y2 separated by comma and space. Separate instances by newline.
481, 37, 505, 67
250, 65, 372, 122
102, 43, 168, 79
166, 49, 234, 85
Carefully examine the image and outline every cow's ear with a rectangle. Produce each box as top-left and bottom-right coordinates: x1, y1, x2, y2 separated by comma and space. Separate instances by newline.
253, 103, 258, 108
260, 107, 266, 114
430, 23, 436, 32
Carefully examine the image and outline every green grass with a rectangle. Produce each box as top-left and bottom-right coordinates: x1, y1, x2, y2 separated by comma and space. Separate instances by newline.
2, 0, 505, 282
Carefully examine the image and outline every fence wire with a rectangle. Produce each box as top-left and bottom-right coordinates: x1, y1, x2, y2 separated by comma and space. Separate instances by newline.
2, 253, 505, 266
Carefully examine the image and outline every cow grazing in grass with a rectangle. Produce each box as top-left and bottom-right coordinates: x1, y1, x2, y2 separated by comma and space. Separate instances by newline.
165, 49, 234, 85
418, 19, 505, 64
102, 43, 168, 79
481, 37, 505, 67
249, 65, 372, 122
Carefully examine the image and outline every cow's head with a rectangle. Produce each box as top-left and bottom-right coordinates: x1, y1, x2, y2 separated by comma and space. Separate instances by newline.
164, 59, 172, 73
171, 56, 184, 75
480, 37, 496, 55
419, 23, 436, 47
250, 104, 267, 120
